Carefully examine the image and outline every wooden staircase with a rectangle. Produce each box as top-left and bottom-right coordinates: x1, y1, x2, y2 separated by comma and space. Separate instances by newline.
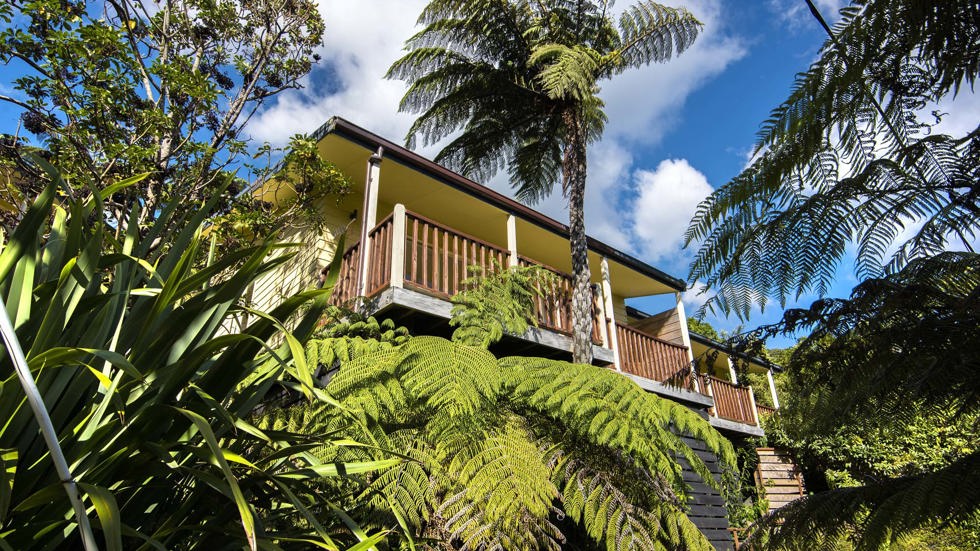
754, 447, 805, 513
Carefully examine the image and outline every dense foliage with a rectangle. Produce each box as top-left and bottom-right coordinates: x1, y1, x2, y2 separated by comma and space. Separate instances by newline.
0, 162, 396, 549
0, 0, 325, 231
682, 1, 980, 547
272, 269, 737, 550
389, 0, 701, 363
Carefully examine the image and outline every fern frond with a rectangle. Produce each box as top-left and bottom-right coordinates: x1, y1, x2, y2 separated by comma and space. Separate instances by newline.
686, 0, 980, 317
746, 451, 980, 550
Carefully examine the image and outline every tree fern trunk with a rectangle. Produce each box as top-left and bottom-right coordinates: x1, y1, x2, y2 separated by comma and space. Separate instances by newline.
563, 109, 593, 365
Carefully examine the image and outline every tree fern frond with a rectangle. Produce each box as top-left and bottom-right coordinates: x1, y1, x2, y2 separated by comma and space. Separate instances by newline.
746, 451, 980, 551
686, 0, 980, 317
612, 2, 701, 73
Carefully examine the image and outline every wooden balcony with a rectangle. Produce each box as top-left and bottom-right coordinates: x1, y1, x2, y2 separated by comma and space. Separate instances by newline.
700, 374, 761, 428
616, 323, 695, 389
331, 208, 605, 344
330, 206, 765, 435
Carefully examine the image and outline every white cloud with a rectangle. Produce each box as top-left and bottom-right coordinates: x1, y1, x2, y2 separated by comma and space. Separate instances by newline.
929, 89, 980, 138
768, 0, 847, 28
682, 280, 715, 311
628, 159, 714, 262
248, 0, 428, 146
599, 0, 747, 145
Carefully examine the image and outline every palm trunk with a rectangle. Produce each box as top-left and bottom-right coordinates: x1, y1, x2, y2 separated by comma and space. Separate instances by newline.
563, 110, 593, 365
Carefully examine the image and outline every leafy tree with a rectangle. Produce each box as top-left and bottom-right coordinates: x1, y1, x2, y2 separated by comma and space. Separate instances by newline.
682, 1, 980, 547
388, 0, 702, 364
0, 0, 325, 230
686, 317, 720, 341
277, 267, 736, 550
0, 160, 395, 550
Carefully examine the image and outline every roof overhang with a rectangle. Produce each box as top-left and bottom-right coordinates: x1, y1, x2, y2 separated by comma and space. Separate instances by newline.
304, 117, 687, 297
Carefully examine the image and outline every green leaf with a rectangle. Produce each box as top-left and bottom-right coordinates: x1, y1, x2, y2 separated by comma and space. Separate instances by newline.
174, 407, 257, 551
277, 458, 402, 479
77, 483, 122, 551
0, 449, 16, 524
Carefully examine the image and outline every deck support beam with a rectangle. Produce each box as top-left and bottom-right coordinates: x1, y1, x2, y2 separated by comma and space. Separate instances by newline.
748, 385, 761, 427
766, 368, 780, 409
675, 292, 700, 392
506, 214, 518, 268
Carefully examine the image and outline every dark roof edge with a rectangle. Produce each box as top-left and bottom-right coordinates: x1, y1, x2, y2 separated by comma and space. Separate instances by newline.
625, 305, 783, 372
317, 116, 687, 293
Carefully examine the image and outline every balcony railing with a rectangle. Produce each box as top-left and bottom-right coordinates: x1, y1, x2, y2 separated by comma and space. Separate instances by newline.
331, 206, 766, 432
330, 208, 604, 344
616, 323, 695, 390
756, 404, 777, 418
702, 375, 759, 426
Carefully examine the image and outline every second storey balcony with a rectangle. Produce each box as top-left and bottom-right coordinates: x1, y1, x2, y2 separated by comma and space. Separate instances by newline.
327, 205, 768, 437
330, 206, 609, 360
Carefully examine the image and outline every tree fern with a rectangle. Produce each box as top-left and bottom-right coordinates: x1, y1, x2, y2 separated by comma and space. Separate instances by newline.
450, 263, 552, 348
281, 328, 733, 549
686, 0, 980, 319
390, 0, 701, 364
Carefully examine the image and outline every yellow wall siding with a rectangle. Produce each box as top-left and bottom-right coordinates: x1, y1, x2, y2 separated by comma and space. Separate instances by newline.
612, 294, 628, 324
628, 307, 685, 346
247, 198, 357, 319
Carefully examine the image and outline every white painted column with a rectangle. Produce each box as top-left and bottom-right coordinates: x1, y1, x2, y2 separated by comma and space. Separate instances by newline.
727, 357, 739, 385
506, 214, 518, 268
390, 204, 406, 288
600, 257, 622, 370
675, 292, 700, 392
766, 368, 781, 409
748, 385, 761, 427
357, 147, 383, 297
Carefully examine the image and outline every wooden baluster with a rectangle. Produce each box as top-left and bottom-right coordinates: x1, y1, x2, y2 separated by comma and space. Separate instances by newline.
461, 237, 468, 290
432, 226, 440, 293
411, 218, 419, 284
421, 223, 429, 289
443, 230, 449, 294
453, 235, 459, 295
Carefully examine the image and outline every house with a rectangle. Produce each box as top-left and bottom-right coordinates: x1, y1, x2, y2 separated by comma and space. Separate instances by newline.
249, 117, 782, 550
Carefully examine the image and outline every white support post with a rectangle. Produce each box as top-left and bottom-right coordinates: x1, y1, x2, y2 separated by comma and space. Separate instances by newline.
748, 385, 761, 427
390, 204, 406, 288
727, 357, 739, 385
766, 368, 781, 409
506, 214, 518, 268
675, 292, 700, 392
600, 257, 622, 370
357, 147, 383, 297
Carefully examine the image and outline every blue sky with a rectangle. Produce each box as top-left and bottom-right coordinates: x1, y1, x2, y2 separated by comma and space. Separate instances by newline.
3, 0, 976, 347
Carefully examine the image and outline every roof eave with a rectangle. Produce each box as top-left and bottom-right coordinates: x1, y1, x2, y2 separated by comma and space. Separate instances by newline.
318, 116, 688, 293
